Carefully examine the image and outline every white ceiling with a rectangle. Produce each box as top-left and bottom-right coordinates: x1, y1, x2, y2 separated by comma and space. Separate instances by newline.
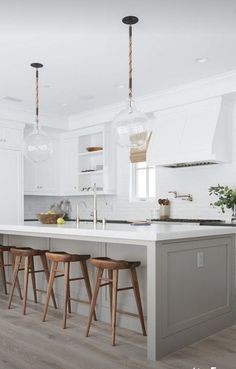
1, 0, 236, 125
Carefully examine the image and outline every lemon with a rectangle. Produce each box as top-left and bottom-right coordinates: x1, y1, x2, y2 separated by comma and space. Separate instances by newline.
57, 217, 65, 224
47, 210, 56, 215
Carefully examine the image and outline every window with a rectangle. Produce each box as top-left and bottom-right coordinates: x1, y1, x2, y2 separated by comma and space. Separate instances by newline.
130, 162, 156, 201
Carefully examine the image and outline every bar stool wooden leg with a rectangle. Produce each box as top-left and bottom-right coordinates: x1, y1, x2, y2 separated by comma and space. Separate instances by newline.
10, 253, 23, 300
80, 260, 97, 321
43, 261, 58, 322
22, 256, 30, 315
40, 254, 57, 309
86, 268, 103, 337
0, 252, 7, 295
8, 255, 21, 309
111, 270, 118, 346
130, 267, 147, 336
108, 269, 113, 323
67, 269, 71, 314
29, 256, 37, 304
63, 262, 70, 329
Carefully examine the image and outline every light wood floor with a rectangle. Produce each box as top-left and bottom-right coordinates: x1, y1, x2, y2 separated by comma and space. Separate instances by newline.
0, 294, 236, 369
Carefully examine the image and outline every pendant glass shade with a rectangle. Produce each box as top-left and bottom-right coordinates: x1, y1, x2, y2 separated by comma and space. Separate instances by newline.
24, 62, 53, 163
114, 99, 148, 148
24, 127, 53, 163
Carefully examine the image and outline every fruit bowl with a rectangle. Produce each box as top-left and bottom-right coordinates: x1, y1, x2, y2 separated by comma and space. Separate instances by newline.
37, 213, 64, 224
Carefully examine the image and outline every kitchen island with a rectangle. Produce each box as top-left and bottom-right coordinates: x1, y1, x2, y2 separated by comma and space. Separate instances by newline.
0, 222, 235, 361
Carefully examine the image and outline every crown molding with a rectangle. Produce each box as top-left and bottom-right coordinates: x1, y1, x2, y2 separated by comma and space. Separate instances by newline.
69, 69, 236, 130
0, 103, 69, 131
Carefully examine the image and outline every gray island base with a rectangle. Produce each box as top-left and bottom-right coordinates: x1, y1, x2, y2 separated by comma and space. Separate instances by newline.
0, 222, 235, 361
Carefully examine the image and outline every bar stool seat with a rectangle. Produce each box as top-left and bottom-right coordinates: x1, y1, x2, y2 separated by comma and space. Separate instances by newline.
43, 252, 94, 329
86, 257, 146, 346
8, 247, 57, 315
45, 252, 90, 263
91, 257, 141, 269
10, 248, 46, 257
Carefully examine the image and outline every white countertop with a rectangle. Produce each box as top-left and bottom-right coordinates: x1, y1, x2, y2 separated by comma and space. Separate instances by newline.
0, 221, 235, 243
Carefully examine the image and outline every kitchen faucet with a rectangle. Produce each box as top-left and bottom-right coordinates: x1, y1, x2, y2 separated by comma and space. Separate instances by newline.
92, 183, 98, 224
168, 191, 193, 202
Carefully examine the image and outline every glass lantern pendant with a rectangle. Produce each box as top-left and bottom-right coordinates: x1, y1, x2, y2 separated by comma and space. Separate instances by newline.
114, 16, 148, 148
24, 63, 53, 163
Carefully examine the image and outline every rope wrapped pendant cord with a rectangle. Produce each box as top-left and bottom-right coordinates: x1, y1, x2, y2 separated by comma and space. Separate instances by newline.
122, 16, 139, 108
31, 63, 43, 130
129, 25, 133, 103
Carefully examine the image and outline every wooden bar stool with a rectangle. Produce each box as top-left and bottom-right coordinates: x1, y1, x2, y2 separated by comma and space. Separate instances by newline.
43, 252, 95, 329
86, 257, 147, 346
0, 245, 22, 298
8, 248, 57, 315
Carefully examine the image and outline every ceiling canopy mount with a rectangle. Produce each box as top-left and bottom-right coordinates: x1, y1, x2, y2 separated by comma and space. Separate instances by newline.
31, 63, 43, 69
122, 16, 139, 25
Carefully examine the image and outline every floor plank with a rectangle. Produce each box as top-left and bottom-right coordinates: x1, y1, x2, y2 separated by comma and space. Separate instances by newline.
0, 294, 235, 369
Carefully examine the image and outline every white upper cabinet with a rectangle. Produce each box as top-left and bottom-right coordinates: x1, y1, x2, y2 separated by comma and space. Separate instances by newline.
0, 121, 24, 224
0, 149, 23, 224
62, 137, 78, 194
24, 123, 116, 196
24, 135, 60, 195
0, 125, 22, 150
61, 123, 116, 196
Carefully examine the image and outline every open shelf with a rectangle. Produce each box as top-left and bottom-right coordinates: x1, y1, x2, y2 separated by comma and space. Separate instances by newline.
78, 170, 103, 176
78, 150, 103, 157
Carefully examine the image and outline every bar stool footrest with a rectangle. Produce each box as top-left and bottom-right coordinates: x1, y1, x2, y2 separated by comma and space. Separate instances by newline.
36, 288, 47, 294
69, 297, 90, 305
69, 277, 85, 282
117, 286, 133, 292
116, 309, 141, 318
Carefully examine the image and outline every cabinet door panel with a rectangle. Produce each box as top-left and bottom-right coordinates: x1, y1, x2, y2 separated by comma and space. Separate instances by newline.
36, 138, 59, 194
63, 137, 78, 194
24, 158, 37, 192
24, 136, 60, 195
0, 149, 23, 223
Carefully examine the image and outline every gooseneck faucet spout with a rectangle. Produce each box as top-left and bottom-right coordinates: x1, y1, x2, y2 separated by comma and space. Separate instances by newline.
92, 183, 97, 224
168, 191, 193, 202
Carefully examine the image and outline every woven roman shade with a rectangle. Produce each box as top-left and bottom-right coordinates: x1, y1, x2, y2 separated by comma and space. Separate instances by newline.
130, 132, 152, 163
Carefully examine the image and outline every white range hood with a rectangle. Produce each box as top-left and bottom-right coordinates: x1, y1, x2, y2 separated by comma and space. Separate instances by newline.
147, 95, 233, 167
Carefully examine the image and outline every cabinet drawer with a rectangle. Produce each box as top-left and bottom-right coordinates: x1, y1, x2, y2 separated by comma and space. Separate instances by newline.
0, 127, 22, 149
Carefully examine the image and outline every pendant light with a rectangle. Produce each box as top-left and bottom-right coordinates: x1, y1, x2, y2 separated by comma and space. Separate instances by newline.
114, 16, 148, 148
24, 63, 53, 163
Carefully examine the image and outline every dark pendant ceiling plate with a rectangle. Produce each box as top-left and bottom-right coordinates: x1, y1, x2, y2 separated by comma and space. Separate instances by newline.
31, 63, 43, 69
122, 16, 139, 25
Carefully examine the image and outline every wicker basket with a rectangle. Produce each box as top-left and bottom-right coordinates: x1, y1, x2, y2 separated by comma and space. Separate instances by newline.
37, 213, 64, 224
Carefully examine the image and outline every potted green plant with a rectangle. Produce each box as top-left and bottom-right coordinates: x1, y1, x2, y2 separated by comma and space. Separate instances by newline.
209, 185, 236, 221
